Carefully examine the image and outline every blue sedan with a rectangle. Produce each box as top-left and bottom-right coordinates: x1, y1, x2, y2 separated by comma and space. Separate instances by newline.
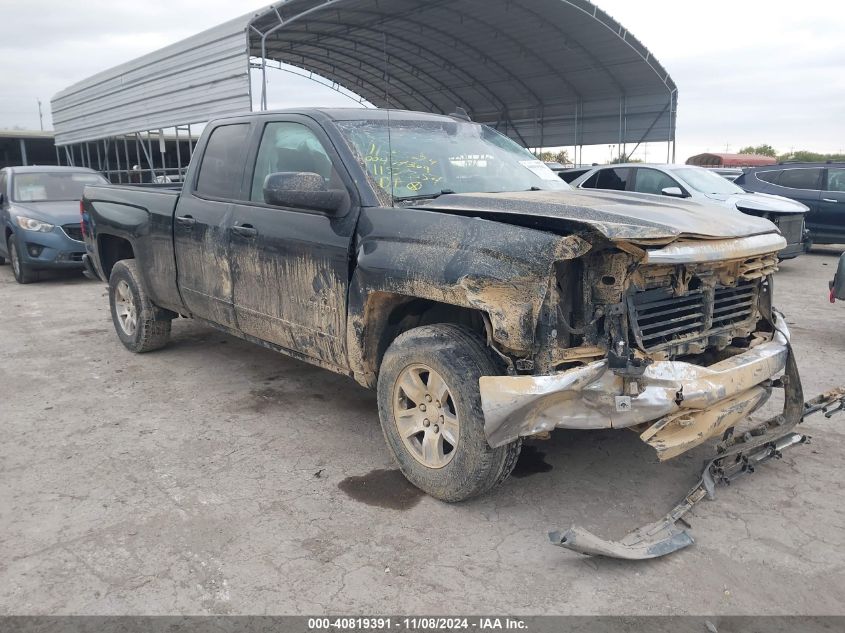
0, 166, 108, 283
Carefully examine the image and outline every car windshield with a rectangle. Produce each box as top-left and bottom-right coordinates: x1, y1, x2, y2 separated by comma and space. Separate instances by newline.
12, 171, 108, 202
335, 117, 570, 201
672, 167, 745, 195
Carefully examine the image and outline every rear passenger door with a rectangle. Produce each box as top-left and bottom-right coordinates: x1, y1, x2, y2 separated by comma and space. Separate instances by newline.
774, 167, 823, 232
174, 122, 251, 328
818, 168, 845, 241
227, 116, 358, 367
579, 167, 632, 191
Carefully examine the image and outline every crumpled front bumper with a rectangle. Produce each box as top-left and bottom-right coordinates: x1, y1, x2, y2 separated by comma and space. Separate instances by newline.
480, 314, 791, 460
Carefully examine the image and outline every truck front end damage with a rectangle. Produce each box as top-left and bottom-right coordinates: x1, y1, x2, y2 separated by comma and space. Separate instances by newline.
477, 230, 845, 558
481, 232, 788, 457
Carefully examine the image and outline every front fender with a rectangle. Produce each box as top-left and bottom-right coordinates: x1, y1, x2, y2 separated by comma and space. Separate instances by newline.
346, 206, 590, 384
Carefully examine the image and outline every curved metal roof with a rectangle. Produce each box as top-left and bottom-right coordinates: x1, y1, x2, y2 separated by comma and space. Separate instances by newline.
52, 0, 677, 149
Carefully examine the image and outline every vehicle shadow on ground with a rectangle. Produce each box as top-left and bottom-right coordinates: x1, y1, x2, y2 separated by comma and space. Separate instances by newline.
160, 318, 715, 563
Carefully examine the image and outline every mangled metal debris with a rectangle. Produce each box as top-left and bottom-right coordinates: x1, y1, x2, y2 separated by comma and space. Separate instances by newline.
550, 382, 845, 560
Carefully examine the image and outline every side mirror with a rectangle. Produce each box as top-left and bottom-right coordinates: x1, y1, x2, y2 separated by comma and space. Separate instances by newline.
661, 186, 686, 198
263, 172, 348, 214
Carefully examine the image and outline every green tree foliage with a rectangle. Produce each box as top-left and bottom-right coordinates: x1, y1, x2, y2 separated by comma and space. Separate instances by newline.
778, 150, 845, 163
610, 154, 642, 164
533, 149, 570, 165
738, 144, 778, 157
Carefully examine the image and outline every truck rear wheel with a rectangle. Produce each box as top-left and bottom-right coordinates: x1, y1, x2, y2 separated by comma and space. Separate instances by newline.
377, 324, 521, 502
108, 259, 172, 353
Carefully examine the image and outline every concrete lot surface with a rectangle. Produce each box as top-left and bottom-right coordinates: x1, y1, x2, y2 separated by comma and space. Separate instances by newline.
1, 249, 845, 615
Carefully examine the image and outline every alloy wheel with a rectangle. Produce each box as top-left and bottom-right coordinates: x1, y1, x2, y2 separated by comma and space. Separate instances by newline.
393, 363, 460, 469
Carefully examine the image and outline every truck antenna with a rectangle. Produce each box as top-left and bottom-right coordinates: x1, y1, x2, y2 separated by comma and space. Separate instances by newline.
383, 31, 395, 203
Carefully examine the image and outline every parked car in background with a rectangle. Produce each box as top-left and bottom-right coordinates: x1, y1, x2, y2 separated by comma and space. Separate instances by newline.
0, 166, 108, 283
571, 163, 810, 259
709, 167, 744, 181
555, 166, 593, 183
735, 163, 845, 244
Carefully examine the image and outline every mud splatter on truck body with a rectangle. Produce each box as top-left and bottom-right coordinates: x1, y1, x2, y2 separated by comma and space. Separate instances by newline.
80, 107, 845, 560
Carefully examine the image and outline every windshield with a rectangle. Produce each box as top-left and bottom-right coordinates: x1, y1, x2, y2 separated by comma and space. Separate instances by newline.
12, 171, 108, 202
335, 117, 570, 201
672, 167, 745, 195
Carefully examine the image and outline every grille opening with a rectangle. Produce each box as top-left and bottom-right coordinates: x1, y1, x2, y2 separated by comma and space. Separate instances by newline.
628, 283, 757, 352
62, 223, 84, 242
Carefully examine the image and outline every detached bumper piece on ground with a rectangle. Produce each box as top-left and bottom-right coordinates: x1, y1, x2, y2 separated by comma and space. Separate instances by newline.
550, 349, 845, 560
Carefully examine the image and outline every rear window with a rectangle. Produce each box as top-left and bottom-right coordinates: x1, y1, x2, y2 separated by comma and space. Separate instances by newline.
595, 168, 631, 191
826, 168, 845, 192
777, 168, 822, 190
756, 170, 781, 184
195, 124, 250, 199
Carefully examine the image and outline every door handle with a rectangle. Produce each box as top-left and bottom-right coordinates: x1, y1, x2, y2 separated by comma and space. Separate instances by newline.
175, 215, 196, 227
231, 224, 258, 238
823, 198, 838, 203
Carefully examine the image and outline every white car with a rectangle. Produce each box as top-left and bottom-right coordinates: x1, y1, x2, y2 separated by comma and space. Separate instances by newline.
571, 163, 811, 258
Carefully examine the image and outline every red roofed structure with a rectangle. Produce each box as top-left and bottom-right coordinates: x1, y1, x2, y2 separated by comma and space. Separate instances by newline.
686, 153, 778, 167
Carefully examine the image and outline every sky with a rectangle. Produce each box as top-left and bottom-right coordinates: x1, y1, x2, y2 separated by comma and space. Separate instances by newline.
1, 0, 843, 163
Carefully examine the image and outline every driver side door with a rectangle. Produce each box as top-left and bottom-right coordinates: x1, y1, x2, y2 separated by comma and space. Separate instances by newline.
228, 117, 358, 368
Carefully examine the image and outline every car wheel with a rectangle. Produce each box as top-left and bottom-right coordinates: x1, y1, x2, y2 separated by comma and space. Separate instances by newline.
377, 323, 522, 502
108, 259, 172, 352
7, 235, 36, 284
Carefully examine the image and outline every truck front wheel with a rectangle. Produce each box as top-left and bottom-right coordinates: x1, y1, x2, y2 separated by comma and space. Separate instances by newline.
108, 259, 172, 353
377, 324, 522, 502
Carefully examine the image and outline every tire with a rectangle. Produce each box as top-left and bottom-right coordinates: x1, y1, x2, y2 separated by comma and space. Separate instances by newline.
108, 259, 172, 353
8, 235, 36, 284
377, 323, 522, 502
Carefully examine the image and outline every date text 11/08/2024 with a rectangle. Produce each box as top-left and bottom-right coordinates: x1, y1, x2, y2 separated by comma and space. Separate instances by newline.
307, 617, 528, 630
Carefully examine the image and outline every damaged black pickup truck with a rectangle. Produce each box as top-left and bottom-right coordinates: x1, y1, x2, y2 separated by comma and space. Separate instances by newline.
81, 109, 845, 559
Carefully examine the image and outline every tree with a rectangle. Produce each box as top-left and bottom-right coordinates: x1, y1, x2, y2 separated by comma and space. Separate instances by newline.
737, 144, 778, 157
610, 154, 642, 164
533, 149, 571, 165
778, 150, 845, 163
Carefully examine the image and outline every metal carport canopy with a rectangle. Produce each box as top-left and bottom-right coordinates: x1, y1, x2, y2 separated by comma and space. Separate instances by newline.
51, 0, 677, 149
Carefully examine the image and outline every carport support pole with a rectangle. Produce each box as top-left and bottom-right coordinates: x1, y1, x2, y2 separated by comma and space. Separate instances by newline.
115, 138, 122, 183
257, 8, 289, 111
19, 139, 28, 166
175, 126, 182, 177
55, 145, 61, 166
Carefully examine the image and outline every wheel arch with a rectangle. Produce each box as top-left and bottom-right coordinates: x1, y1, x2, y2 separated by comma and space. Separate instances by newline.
347, 290, 494, 388
97, 234, 135, 280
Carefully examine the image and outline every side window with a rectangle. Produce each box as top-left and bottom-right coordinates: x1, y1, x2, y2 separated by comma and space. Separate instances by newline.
195, 124, 250, 199
778, 168, 822, 190
250, 122, 341, 202
580, 171, 600, 188
633, 168, 679, 195
0, 171, 6, 202
756, 170, 781, 184
826, 168, 845, 192
595, 168, 630, 191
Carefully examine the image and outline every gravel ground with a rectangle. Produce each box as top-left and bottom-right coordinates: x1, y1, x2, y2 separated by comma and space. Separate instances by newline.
1, 248, 844, 615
